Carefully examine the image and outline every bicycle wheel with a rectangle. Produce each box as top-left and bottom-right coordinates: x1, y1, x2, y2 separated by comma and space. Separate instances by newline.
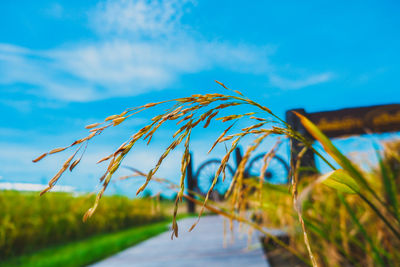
195, 159, 235, 200
246, 154, 289, 184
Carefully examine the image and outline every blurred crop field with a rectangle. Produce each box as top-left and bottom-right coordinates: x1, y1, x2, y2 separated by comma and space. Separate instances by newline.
0, 191, 166, 260
251, 140, 400, 266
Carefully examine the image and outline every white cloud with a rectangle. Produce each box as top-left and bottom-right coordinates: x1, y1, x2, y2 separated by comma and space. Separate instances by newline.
89, 0, 194, 38
269, 72, 334, 90
0, 39, 272, 102
0, 0, 334, 103
0, 44, 97, 102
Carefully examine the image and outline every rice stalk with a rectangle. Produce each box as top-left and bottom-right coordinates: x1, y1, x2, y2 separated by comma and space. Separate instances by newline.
292, 146, 318, 267
33, 81, 400, 266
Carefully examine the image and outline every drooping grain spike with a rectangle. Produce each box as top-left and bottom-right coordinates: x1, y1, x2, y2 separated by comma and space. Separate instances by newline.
40, 148, 79, 195
137, 131, 189, 195
204, 111, 219, 128
208, 122, 237, 154
215, 80, 228, 89
258, 138, 281, 204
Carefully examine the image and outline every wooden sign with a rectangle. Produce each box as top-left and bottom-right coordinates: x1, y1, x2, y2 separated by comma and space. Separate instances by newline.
285, 104, 400, 176
305, 104, 400, 138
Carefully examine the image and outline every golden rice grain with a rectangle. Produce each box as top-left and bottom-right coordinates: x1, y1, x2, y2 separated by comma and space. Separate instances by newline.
32, 153, 48, 163
49, 147, 67, 154
85, 122, 102, 129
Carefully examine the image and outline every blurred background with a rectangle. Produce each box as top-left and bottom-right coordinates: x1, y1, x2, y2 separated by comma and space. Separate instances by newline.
1, 1, 400, 266
1, 0, 399, 199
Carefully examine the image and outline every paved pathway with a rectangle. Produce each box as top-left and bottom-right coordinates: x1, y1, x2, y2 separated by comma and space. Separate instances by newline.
92, 216, 268, 267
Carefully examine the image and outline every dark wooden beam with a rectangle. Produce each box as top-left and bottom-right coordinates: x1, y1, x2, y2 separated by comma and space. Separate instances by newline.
186, 153, 196, 214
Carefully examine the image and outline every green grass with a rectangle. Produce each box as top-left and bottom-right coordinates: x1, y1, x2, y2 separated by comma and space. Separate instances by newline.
0, 220, 170, 267
0, 191, 166, 259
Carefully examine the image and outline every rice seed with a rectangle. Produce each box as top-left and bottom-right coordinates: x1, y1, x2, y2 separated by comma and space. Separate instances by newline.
71, 139, 84, 146
39, 187, 51, 196
215, 80, 228, 89
219, 136, 234, 142
49, 147, 67, 154
69, 159, 80, 171
215, 80, 244, 96
113, 141, 128, 157
105, 114, 120, 121
106, 157, 116, 172
176, 113, 194, 125
216, 115, 240, 122
89, 125, 107, 132
113, 117, 126, 126
241, 122, 266, 132
144, 103, 158, 108
173, 122, 190, 138
204, 111, 219, 128
250, 116, 267, 121
33, 153, 48, 163
233, 90, 244, 96
84, 132, 97, 141
85, 122, 102, 129
97, 154, 113, 164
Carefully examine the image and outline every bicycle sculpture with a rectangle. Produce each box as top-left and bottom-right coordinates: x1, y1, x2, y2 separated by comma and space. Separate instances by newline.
193, 147, 290, 201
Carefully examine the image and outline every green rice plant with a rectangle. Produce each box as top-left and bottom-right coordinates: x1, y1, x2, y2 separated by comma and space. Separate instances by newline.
0, 191, 166, 259
34, 81, 400, 266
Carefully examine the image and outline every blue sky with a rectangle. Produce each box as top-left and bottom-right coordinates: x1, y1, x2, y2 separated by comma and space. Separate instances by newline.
0, 0, 399, 196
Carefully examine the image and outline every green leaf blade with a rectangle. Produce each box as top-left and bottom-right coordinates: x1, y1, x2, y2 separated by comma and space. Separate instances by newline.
321, 169, 360, 194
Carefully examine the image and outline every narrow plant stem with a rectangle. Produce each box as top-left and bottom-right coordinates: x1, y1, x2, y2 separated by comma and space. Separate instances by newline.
294, 134, 337, 171
357, 192, 400, 240
338, 193, 386, 266
292, 147, 319, 267
303, 217, 362, 267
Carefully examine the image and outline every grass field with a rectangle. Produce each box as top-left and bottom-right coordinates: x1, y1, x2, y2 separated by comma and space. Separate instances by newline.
246, 140, 400, 266
0, 191, 167, 260
0, 220, 170, 267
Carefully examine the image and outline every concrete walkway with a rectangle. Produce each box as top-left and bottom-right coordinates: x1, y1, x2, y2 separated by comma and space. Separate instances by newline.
92, 216, 268, 267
